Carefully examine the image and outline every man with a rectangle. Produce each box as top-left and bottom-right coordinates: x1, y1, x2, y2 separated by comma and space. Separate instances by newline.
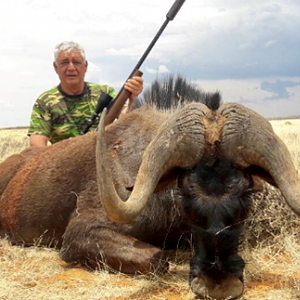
28, 41, 143, 146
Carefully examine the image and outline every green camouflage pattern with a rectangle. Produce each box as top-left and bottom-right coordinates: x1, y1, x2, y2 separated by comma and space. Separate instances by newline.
27, 82, 117, 144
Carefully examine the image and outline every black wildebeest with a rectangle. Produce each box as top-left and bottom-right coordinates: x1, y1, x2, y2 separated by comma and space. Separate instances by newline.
1, 75, 300, 299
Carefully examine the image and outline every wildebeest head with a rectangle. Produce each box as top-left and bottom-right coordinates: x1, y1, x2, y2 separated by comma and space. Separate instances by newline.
178, 159, 253, 299
96, 100, 300, 299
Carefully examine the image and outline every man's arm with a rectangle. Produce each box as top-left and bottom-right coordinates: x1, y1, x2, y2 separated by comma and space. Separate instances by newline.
28, 95, 52, 146
29, 134, 49, 147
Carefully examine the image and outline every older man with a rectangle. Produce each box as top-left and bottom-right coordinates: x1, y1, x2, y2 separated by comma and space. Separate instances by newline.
28, 41, 143, 146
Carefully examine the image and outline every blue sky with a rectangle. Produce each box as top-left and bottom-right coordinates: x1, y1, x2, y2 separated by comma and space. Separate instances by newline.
0, 0, 299, 127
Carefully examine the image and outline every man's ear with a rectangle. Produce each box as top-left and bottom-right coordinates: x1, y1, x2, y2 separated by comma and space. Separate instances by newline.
53, 61, 58, 74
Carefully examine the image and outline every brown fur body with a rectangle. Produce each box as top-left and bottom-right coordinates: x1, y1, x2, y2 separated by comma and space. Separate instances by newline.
0, 108, 181, 273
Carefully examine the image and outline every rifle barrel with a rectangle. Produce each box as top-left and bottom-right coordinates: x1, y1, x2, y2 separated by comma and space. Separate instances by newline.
130, 0, 186, 76
84, 0, 187, 130
106, 0, 186, 122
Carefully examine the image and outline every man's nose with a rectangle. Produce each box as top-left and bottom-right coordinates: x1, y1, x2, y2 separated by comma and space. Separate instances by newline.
67, 62, 76, 70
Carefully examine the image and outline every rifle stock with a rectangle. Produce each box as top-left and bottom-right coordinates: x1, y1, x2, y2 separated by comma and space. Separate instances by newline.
104, 69, 143, 126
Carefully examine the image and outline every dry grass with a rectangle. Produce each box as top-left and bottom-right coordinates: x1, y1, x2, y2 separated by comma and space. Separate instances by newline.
1, 119, 300, 299
0, 128, 29, 162
0, 237, 194, 300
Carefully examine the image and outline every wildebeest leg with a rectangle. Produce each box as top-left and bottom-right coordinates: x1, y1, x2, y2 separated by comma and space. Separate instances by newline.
60, 216, 169, 274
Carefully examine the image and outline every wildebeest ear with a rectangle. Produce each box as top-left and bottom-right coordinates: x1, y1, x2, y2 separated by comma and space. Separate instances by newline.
247, 165, 278, 189
154, 167, 183, 192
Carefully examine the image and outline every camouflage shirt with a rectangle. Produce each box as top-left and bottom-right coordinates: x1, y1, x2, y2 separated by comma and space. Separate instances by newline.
27, 82, 117, 144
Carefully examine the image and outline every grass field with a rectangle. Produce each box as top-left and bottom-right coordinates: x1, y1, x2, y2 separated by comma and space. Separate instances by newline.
1, 119, 300, 299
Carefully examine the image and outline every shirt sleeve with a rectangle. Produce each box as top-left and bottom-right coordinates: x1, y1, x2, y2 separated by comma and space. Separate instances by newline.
105, 85, 118, 99
27, 98, 52, 137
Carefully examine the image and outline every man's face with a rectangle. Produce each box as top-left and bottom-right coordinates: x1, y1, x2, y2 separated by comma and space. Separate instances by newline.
53, 49, 88, 88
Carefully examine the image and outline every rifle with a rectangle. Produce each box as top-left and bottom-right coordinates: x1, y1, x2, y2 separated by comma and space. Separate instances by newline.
80, 92, 114, 135
81, 0, 186, 134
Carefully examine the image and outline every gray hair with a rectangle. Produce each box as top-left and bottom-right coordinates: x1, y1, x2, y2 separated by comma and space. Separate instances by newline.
54, 41, 86, 62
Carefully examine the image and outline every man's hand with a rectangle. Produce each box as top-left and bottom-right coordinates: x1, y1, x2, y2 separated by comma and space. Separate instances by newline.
125, 76, 144, 103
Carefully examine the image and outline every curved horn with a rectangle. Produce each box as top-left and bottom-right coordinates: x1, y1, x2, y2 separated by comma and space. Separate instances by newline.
219, 102, 300, 216
96, 103, 210, 223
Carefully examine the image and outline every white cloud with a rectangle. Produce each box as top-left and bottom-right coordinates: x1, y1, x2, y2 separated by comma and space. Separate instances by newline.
146, 65, 170, 75
265, 40, 278, 48
239, 43, 254, 50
